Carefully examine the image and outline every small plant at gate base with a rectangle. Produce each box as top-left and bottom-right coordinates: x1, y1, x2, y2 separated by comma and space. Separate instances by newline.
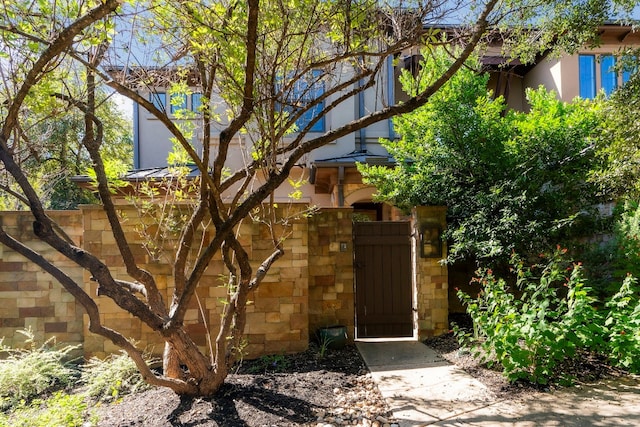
247, 354, 290, 373
317, 333, 333, 359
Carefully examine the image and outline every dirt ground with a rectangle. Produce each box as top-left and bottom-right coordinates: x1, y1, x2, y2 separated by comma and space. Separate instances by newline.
91, 343, 392, 426
90, 332, 626, 426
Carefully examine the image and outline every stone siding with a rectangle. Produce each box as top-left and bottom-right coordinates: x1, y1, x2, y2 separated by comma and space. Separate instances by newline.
307, 209, 354, 342
0, 211, 85, 348
414, 206, 449, 338
0, 205, 446, 357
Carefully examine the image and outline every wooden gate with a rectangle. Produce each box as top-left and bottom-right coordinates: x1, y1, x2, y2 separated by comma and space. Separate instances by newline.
354, 221, 413, 338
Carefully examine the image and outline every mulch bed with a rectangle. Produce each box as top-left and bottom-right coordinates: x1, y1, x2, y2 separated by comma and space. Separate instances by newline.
92, 343, 388, 427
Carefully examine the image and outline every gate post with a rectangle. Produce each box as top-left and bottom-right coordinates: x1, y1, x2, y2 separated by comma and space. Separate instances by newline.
413, 206, 448, 339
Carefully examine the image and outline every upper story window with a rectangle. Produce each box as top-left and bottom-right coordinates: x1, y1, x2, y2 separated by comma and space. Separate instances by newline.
579, 54, 634, 99
600, 55, 617, 96
147, 91, 202, 116
286, 70, 325, 133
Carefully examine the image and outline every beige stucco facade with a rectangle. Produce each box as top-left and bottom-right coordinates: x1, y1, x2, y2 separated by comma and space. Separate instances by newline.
490, 25, 640, 110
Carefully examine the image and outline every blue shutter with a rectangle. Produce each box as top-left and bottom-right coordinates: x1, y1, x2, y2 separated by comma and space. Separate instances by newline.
600, 55, 617, 96
170, 94, 187, 114
191, 93, 202, 113
622, 56, 636, 84
579, 55, 596, 99
151, 92, 166, 112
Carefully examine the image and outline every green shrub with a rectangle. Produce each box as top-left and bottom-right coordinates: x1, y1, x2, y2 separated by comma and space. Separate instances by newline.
0, 330, 79, 410
459, 246, 640, 385
80, 351, 155, 402
613, 201, 640, 279
457, 249, 601, 385
603, 274, 640, 371
0, 391, 93, 427
582, 200, 640, 300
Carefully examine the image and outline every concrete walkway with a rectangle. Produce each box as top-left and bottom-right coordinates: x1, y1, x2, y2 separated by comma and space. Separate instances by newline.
356, 340, 640, 426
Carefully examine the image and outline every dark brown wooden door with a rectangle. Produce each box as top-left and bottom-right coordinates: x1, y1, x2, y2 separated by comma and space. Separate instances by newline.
354, 221, 413, 338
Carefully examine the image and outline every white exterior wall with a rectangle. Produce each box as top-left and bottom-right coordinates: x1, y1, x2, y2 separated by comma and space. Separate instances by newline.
133, 60, 396, 208
135, 63, 395, 168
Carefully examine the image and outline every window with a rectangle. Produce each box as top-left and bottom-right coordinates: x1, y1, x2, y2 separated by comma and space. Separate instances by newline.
170, 93, 187, 115
579, 53, 634, 99
150, 92, 166, 112
191, 93, 202, 113
579, 55, 596, 99
285, 70, 325, 133
600, 55, 617, 96
622, 56, 637, 84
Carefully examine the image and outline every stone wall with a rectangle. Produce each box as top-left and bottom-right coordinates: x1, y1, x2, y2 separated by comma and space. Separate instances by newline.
414, 206, 449, 338
0, 205, 446, 357
307, 209, 354, 341
81, 205, 312, 359
0, 211, 85, 349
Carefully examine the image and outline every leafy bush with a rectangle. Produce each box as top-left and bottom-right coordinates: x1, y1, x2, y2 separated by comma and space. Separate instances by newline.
0, 391, 92, 427
459, 248, 640, 385
361, 48, 605, 267
80, 351, 155, 402
457, 249, 601, 384
612, 201, 640, 279
581, 200, 640, 300
602, 274, 640, 371
0, 330, 79, 410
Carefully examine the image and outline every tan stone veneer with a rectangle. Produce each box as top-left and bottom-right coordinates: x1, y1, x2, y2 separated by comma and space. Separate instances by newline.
0, 205, 447, 358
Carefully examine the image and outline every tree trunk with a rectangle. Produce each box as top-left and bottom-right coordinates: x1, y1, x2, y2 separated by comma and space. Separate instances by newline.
163, 342, 183, 379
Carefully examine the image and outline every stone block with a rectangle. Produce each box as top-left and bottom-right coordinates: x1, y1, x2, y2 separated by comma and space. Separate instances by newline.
313, 275, 335, 287
322, 301, 343, 314
253, 297, 280, 312
244, 312, 266, 333
280, 303, 295, 314
258, 282, 294, 298
19, 305, 55, 317
0, 318, 25, 328
290, 313, 307, 330
44, 322, 68, 333
244, 343, 265, 359
265, 331, 301, 343
0, 262, 23, 272
265, 312, 281, 323
309, 265, 334, 277
0, 282, 17, 292
279, 268, 301, 280
322, 292, 337, 301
